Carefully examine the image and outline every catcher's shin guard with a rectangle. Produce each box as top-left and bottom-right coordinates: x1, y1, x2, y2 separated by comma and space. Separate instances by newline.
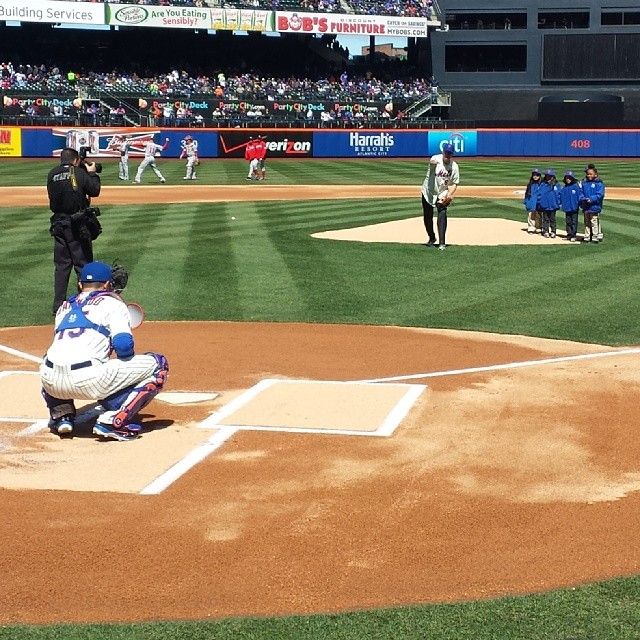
101, 354, 168, 428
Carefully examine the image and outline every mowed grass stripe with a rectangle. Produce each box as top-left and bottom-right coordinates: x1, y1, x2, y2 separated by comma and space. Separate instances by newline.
227, 201, 308, 319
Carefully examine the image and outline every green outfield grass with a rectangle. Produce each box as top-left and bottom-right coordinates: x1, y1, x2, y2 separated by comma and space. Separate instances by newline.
1, 157, 640, 187
1, 157, 640, 639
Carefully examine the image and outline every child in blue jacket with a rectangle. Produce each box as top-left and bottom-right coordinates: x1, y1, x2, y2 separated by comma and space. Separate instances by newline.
523, 168, 542, 233
580, 164, 605, 243
537, 169, 561, 238
558, 170, 582, 242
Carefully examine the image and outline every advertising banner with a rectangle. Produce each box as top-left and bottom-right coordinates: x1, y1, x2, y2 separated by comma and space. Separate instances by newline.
218, 131, 313, 158
211, 8, 273, 32
0, 127, 21, 157
428, 130, 477, 156
106, 3, 211, 29
0, 0, 104, 25
275, 11, 429, 37
313, 131, 428, 158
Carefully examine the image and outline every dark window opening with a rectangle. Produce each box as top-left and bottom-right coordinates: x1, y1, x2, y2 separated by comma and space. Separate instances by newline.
445, 44, 527, 72
445, 12, 527, 30
538, 12, 589, 29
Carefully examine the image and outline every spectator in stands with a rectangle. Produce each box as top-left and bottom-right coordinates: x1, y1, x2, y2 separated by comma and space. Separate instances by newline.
162, 102, 175, 126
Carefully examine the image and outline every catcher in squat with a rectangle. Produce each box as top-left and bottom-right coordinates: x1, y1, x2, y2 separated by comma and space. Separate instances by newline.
40, 261, 169, 441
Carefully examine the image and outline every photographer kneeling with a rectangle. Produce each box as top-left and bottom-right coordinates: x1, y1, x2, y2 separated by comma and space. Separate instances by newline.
47, 147, 102, 314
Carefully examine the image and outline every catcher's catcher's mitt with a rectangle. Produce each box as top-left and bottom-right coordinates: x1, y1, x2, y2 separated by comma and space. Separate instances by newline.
195, 159, 201, 166
111, 262, 129, 294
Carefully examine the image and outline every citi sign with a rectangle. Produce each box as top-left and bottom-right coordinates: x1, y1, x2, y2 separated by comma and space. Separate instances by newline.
428, 130, 477, 156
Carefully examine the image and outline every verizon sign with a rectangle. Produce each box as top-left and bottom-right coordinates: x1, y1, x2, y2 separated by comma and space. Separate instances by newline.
275, 11, 429, 37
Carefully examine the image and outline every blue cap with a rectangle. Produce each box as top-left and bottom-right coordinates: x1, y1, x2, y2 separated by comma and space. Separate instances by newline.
564, 170, 574, 178
545, 168, 556, 177
532, 168, 541, 175
80, 261, 112, 283
442, 143, 455, 154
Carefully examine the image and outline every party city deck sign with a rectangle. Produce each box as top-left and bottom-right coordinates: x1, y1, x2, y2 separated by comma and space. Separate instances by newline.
0, 0, 105, 24
106, 3, 211, 29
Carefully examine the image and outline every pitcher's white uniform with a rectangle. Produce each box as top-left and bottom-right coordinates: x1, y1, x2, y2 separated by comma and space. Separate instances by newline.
421, 153, 460, 205
41, 293, 160, 416
180, 137, 199, 180
134, 139, 168, 184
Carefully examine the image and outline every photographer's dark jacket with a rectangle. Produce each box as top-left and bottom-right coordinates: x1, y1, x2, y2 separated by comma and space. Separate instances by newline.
47, 162, 102, 241
47, 162, 100, 215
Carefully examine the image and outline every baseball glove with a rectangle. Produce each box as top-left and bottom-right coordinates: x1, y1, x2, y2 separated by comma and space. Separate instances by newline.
111, 262, 129, 294
195, 159, 200, 166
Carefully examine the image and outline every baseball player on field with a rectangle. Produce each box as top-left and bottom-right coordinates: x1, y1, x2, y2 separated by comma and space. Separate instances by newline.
117, 135, 132, 181
179, 134, 199, 180
254, 136, 267, 180
40, 261, 169, 441
421, 142, 459, 250
133, 136, 169, 184
244, 137, 258, 180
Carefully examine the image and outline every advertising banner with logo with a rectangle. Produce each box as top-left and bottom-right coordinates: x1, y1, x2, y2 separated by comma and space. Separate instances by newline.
218, 131, 313, 158
106, 3, 211, 29
211, 8, 273, 32
0, 0, 104, 25
0, 127, 21, 157
313, 131, 429, 158
428, 130, 477, 156
276, 12, 429, 37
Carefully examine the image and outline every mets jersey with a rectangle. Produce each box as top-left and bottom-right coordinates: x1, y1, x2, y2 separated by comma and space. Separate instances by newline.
45, 292, 131, 365
421, 153, 460, 206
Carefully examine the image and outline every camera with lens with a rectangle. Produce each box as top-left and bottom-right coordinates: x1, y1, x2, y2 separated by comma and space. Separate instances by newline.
78, 146, 103, 174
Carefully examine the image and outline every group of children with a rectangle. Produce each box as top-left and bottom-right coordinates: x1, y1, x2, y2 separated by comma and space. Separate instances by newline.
523, 164, 605, 242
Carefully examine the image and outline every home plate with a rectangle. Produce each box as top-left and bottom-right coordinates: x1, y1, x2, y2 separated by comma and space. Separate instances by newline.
157, 391, 219, 405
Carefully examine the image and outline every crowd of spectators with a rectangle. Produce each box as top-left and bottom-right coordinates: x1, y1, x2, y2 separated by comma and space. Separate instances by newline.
65, 0, 439, 19
1, 60, 441, 126
1, 62, 437, 103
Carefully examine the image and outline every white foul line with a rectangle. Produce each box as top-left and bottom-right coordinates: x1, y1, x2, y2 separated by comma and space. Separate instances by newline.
355, 348, 640, 384
0, 343, 42, 364
139, 426, 238, 495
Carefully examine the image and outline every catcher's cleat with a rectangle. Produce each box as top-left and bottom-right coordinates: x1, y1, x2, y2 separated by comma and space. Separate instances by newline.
93, 422, 140, 441
50, 418, 74, 437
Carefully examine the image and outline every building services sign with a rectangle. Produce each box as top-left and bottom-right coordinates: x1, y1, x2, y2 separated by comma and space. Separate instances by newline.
0, 0, 104, 24
276, 11, 429, 37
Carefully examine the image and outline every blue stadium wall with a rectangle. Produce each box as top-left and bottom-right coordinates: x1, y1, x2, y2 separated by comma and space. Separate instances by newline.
2, 127, 640, 158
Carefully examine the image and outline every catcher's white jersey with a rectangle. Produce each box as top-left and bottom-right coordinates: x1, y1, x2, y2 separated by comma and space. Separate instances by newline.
45, 292, 130, 365
41, 292, 159, 402
421, 153, 460, 206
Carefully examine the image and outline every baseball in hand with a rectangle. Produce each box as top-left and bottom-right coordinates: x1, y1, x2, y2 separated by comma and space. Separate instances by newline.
437, 191, 449, 204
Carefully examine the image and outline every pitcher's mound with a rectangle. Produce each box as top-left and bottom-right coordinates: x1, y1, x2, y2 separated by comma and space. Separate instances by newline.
312, 217, 580, 246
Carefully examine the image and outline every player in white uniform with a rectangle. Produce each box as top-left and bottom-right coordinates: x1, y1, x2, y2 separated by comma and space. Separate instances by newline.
421, 142, 460, 250
117, 136, 132, 181
179, 135, 199, 180
133, 137, 169, 184
40, 261, 169, 441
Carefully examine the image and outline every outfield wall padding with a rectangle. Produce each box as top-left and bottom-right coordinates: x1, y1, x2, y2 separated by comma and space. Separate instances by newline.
2, 126, 640, 158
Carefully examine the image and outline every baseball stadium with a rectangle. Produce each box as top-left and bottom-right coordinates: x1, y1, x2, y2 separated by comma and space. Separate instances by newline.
2, 1, 640, 638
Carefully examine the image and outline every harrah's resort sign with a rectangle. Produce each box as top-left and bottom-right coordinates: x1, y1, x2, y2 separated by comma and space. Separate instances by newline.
275, 11, 429, 37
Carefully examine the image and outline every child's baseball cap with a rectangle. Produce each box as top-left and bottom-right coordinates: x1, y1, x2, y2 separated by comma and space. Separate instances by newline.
545, 168, 556, 177
442, 143, 455, 154
531, 168, 541, 175
564, 170, 574, 178
80, 261, 112, 283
